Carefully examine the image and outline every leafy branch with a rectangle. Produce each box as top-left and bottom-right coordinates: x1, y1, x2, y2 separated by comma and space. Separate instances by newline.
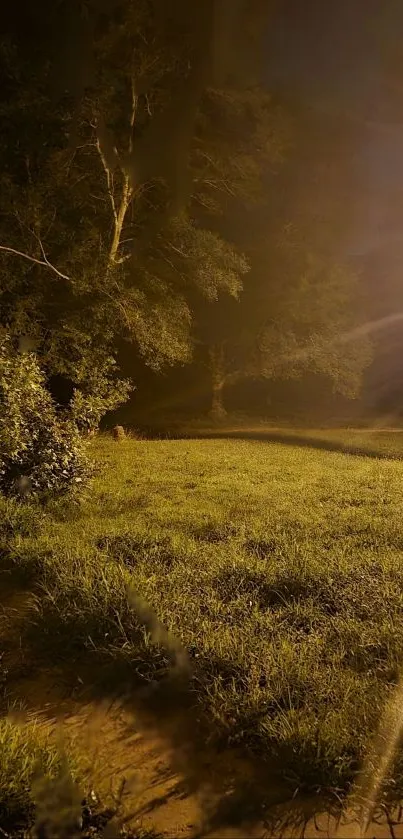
0, 245, 70, 281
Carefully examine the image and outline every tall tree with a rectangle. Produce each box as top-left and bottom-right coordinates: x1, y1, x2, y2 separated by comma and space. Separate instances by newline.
198, 220, 372, 418
189, 77, 373, 419
0, 0, 279, 416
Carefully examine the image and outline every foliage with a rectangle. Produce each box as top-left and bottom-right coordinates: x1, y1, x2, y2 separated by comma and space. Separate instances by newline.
69, 362, 133, 433
0, 0, 280, 408
199, 223, 373, 414
0, 333, 91, 496
192, 85, 286, 214
101, 216, 249, 370
255, 241, 373, 396
154, 216, 249, 302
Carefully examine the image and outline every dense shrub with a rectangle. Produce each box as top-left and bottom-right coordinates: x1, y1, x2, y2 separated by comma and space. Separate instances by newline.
0, 334, 91, 497
69, 361, 133, 434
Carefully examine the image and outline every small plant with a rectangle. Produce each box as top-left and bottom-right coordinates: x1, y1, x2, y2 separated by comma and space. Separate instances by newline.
0, 495, 46, 583
0, 495, 43, 541
0, 717, 65, 832
97, 533, 176, 569
192, 520, 238, 543
0, 333, 91, 497
244, 537, 278, 559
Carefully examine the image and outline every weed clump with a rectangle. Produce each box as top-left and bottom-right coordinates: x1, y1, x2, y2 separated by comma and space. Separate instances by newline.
0, 718, 66, 833
244, 538, 278, 558
97, 533, 176, 569
193, 520, 238, 543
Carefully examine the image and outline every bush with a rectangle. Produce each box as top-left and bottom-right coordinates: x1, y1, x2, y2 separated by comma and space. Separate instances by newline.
0, 333, 91, 497
69, 361, 133, 434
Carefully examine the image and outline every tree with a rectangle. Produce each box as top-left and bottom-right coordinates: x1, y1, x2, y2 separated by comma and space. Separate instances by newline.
186, 73, 373, 420
0, 0, 281, 422
199, 223, 373, 419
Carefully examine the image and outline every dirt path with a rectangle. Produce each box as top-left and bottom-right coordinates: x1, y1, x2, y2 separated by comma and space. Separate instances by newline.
2, 586, 403, 839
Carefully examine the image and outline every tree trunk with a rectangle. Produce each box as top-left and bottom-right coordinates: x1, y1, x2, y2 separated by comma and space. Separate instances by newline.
108, 175, 132, 265
96, 84, 136, 268
209, 343, 227, 421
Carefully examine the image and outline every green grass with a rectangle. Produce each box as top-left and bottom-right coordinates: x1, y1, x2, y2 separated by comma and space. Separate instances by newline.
0, 717, 71, 831
3, 428, 403, 807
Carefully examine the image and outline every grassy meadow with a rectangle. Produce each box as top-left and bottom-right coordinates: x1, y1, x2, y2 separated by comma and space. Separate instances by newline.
2, 427, 403, 830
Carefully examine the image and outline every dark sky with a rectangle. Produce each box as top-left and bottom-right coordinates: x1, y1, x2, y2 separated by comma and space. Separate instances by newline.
266, 0, 403, 256
266, 1, 388, 108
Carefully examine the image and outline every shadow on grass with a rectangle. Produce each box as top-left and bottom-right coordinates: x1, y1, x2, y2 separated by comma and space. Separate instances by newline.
96, 534, 177, 570
46, 494, 150, 525
4, 599, 315, 839
7, 544, 401, 836
176, 429, 402, 460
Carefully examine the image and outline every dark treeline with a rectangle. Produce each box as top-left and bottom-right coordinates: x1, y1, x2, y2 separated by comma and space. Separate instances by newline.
2, 0, 400, 430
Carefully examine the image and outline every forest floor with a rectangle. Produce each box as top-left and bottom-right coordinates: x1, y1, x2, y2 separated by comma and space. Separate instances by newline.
3, 429, 403, 837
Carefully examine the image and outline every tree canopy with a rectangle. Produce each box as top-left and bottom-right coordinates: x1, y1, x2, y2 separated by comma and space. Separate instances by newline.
195, 148, 372, 417
0, 0, 371, 426
0, 0, 281, 412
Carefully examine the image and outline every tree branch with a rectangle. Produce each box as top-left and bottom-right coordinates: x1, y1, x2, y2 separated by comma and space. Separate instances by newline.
0, 245, 70, 280
164, 240, 189, 258
129, 77, 137, 154
108, 175, 132, 264
96, 136, 118, 223
114, 253, 131, 265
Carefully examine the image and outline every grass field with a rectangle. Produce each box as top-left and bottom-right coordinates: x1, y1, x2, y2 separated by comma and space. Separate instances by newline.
2, 428, 403, 830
